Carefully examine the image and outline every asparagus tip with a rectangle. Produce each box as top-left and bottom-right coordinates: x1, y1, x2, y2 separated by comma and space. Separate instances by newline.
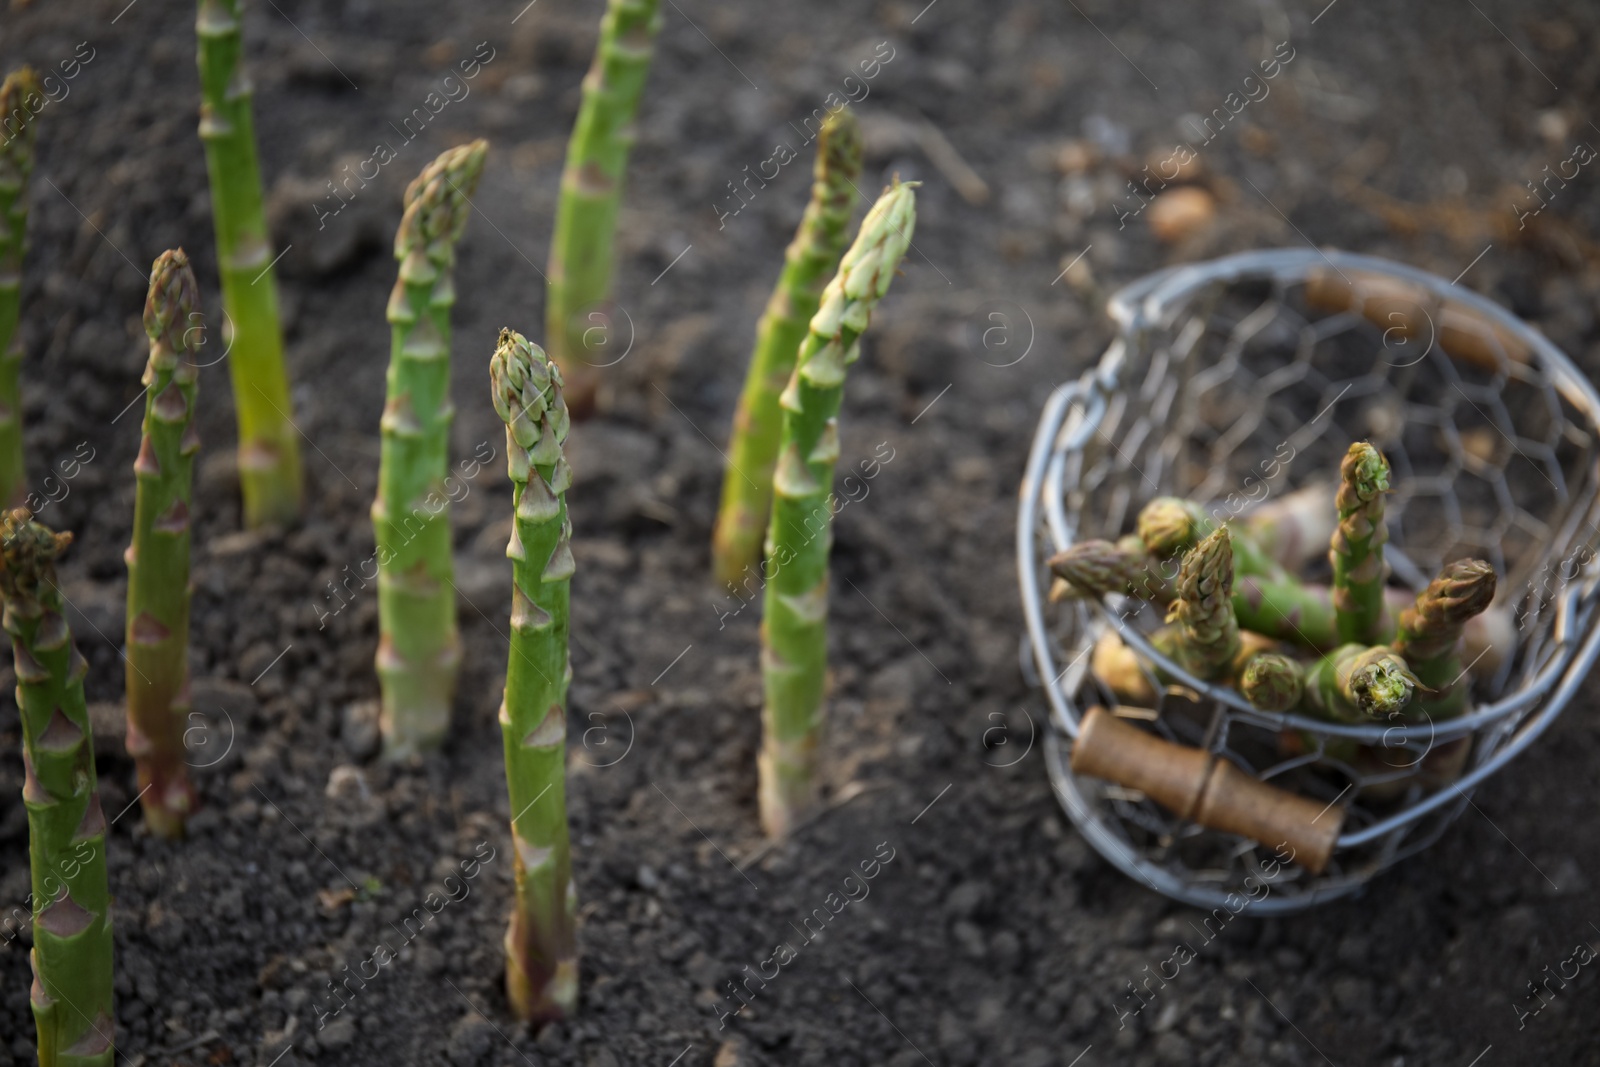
491, 329, 569, 456
0, 508, 70, 608
397, 138, 491, 257
1239, 652, 1304, 712
1431, 557, 1497, 617
1347, 651, 1418, 718
839, 179, 918, 303
1139, 496, 1204, 556
1340, 441, 1391, 503
144, 248, 200, 354
0, 66, 44, 164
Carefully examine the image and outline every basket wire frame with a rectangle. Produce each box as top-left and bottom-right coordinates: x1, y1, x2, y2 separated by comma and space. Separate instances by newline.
1018, 249, 1600, 913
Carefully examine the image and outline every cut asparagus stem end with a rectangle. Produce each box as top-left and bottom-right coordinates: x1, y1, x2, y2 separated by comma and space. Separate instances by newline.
1346, 651, 1418, 718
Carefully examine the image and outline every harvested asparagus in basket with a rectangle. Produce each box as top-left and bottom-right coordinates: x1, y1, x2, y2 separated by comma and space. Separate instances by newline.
1331, 442, 1393, 644
1238, 651, 1305, 713
1300, 643, 1418, 721
1139, 496, 1288, 582
1164, 527, 1241, 681
1392, 558, 1496, 718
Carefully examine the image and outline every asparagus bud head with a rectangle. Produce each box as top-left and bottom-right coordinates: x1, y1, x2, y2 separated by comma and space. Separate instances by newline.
0, 507, 70, 608
1239, 651, 1304, 712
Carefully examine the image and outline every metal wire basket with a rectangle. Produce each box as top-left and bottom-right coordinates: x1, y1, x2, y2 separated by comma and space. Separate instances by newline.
1018, 248, 1600, 913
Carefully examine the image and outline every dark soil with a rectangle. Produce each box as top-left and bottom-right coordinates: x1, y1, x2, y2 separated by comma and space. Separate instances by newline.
5, 0, 1600, 1064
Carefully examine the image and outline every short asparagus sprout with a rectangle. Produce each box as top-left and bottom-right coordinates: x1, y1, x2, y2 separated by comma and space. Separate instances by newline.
1137, 496, 1288, 583
373, 141, 489, 759
1238, 652, 1304, 712
0, 67, 43, 511
713, 108, 863, 588
1330, 442, 1393, 644
1164, 527, 1241, 681
1393, 558, 1496, 718
125, 249, 203, 837
760, 181, 917, 838
2, 509, 115, 1066
196, 0, 303, 526
491, 329, 578, 1022
1301, 644, 1419, 722
545, 0, 662, 412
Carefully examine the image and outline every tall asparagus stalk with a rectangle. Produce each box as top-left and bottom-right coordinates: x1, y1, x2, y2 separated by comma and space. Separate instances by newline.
1164, 527, 1241, 681
491, 330, 577, 1022
760, 181, 917, 837
545, 0, 662, 413
196, 0, 303, 527
0, 67, 42, 511
1331, 442, 1392, 644
712, 109, 863, 588
374, 141, 488, 759
1392, 558, 1496, 717
3, 510, 115, 1066
125, 250, 202, 837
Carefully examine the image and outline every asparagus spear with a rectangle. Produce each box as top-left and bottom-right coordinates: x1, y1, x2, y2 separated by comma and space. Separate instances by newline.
1392, 558, 1496, 718
196, 0, 303, 526
1049, 535, 1172, 603
1138, 496, 1287, 582
546, 0, 662, 413
1331, 442, 1392, 644
1164, 527, 1241, 681
490, 329, 577, 1022
0, 67, 42, 511
1243, 483, 1337, 571
1300, 644, 1418, 721
2, 510, 115, 1066
373, 141, 488, 759
712, 108, 863, 589
125, 250, 203, 837
1238, 651, 1304, 712
760, 181, 917, 837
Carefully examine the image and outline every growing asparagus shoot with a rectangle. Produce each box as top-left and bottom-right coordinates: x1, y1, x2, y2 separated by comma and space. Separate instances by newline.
125, 250, 202, 837
374, 141, 489, 759
196, 0, 303, 526
1238, 651, 1304, 712
1331, 442, 1392, 644
760, 180, 917, 837
3, 509, 115, 1066
1137, 496, 1287, 583
491, 329, 577, 1022
0, 67, 42, 511
1392, 558, 1496, 717
546, 0, 663, 413
1164, 527, 1241, 681
713, 108, 863, 588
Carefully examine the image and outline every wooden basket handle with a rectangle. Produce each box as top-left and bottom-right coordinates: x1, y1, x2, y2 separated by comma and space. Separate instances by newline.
1070, 706, 1343, 875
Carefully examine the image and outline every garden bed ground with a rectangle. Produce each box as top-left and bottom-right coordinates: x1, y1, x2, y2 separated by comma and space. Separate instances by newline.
4, 0, 1600, 1064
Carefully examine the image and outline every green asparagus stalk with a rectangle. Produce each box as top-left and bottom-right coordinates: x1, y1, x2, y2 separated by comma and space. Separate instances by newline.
196, 0, 302, 527
491, 329, 577, 1023
1392, 558, 1496, 718
1138, 496, 1288, 583
2, 510, 115, 1066
545, 0, 662, 413
712, 109, 863, 589
1331, 442, 1392, 644
1300, 644, 1418, 722
760, 181, 917, 837
1164, 527, 1241, 681
1238, 651, 1304, 712
373, 141, 488, 759
0, 67, 42, 511
125, 250, 203, 837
